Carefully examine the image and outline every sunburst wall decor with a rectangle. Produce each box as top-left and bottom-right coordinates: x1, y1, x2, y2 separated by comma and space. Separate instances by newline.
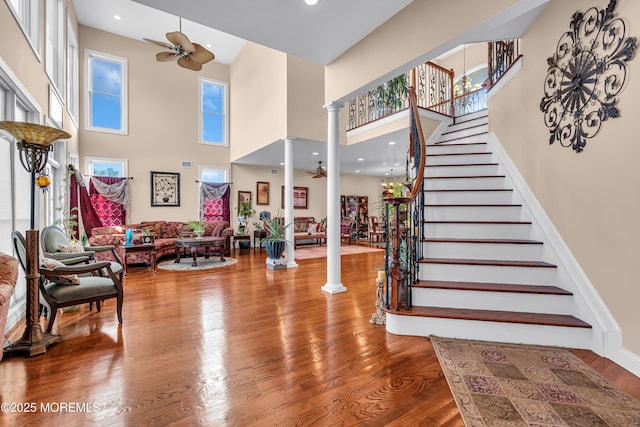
539, 0, 637, 153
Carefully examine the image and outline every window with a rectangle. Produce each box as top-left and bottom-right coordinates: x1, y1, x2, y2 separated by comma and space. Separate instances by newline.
85, 156, 128, 177
5, 0, 41, 56
199, 77, 228, 145
66, 13, 79, 126
199, 165, 229, 183
45, 0, 65, 98
85, 50, 128, 134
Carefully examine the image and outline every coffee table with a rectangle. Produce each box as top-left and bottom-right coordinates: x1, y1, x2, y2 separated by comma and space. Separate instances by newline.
294, 232, 326, 249
174, 236, 226, 267
122, 243, 156, 275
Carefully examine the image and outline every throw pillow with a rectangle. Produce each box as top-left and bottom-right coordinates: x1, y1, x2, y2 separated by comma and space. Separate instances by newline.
307, 223, 317, 234
40, 258, 80, 285
57, 241, 85, 253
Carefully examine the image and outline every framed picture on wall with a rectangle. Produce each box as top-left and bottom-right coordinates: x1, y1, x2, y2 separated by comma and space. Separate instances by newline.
281, 186, 308, 209
256, 181, 269, 205
238, 191, 252, 205
150, 171, 180, 207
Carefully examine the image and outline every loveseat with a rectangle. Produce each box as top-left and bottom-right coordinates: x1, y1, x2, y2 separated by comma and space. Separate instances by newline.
0, 252, 18, 360
275, 217, 327, 248
89, 220, 234, 266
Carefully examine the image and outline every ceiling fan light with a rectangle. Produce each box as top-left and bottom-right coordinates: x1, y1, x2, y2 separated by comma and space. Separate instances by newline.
304, 0, 319, 5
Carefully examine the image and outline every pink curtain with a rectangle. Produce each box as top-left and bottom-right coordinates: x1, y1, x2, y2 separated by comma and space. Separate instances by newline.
200, 183, 230, 223
90, 176, 127, 226
69, 166, 103, 238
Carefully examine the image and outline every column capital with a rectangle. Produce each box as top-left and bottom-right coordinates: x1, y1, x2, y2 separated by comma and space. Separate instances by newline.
282, 136, 297, 143
323, 101, 344, 112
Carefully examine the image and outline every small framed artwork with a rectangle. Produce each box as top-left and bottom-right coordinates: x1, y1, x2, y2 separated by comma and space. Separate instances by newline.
150, 171, 180, 207
256, 181, 269, 205
49, 85, 63, 129
281, 186, 309, 209
238, 191, 252, 205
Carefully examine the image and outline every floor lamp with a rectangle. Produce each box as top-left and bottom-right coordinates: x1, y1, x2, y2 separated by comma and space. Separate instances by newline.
0, 121, 71, 356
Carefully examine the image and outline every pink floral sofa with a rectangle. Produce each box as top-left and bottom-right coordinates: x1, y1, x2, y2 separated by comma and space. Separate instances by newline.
1, 252, 18, 360
89, 220, 233, 266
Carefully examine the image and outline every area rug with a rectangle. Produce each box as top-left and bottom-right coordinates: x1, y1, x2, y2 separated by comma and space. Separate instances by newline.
294, 244, 384, 260
430, 336, 640, 426
157, 257, 237, 271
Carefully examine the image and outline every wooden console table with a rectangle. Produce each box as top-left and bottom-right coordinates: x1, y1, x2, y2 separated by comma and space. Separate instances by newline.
233, 235, 251, 254
122, 243, 157, 275
175, 236, 226, 266
253, 230, 267, 253
293, 233, 326, 249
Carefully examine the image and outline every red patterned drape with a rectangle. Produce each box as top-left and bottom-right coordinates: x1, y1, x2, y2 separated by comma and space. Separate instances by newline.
69, 166, 103, 239
200, 182, 230, 223
90, 176, 127, 226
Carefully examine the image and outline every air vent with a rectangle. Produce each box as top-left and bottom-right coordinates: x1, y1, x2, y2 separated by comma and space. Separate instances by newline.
270, 169, 279, 175
181, 161, 192, 168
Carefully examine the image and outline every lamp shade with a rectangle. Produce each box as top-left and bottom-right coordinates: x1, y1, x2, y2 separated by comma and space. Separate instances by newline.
0, 121, 71, 146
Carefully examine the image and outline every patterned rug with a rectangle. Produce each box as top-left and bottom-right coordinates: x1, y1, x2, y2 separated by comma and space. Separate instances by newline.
157, 257, 237, 271
294, 244, 384, 260
431, 336, 640, 426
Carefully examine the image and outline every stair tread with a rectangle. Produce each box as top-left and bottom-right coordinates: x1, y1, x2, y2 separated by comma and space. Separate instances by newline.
423, 238, 542, 245
425, 175, 505, 179
427, 142, 487, 148
424, 188, 512, 192
426, 163, 498, 167
392, 306, 591, 328
415, 280, 572, 295
428, 152, 491, 157
419, 257, 556, 268
425, 220, 531, 224
425, 203, 521, 207
441, 124, 488, 135
437, 131, 488, 142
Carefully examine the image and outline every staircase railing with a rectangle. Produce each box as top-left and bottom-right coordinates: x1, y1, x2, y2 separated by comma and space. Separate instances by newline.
488, 39, 521, 87
383, 86, 426, 311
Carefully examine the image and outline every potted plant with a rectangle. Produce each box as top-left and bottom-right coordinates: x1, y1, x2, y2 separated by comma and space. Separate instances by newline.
187, 219, 206, 239
369, 73, 409, 118
262, 217, 291, 260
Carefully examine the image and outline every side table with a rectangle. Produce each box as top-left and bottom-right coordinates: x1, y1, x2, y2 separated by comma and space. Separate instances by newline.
253, 230, 267, 253
233, 235, 251, 254
122, 243, 156, 275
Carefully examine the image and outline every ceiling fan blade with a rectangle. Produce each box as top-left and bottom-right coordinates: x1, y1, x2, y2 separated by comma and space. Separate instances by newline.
143, 38, 174, 49
166, 31, 195, 52
178, 56, 202, 71
190, 43, 215, 64
156, 52, 178, 62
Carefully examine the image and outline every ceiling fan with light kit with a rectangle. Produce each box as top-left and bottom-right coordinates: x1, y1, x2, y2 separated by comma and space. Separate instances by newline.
306, 161, 327, 178
143, 18, 214, 71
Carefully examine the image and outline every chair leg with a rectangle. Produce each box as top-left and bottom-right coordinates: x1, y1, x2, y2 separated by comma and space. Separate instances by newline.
46, 307, 58, 333
96, 301, 101, 312
116, 296, 123, 324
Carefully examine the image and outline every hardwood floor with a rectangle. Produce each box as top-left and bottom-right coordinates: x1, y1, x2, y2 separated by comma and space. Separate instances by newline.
1, 250, 639, 426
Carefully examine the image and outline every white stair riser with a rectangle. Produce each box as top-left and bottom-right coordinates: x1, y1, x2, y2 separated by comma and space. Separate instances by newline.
425, 164, 499, 177
425, 205, 522, 221
440, 125, 488, 139
412, 288, 573, 314
385, 314, 592, 349
419, 263, 557, 285
428, 153, 493, 166
436, 134, 488, 145
427, 143, 488, 155
423, 241, 543, 261
447, 118, 488, 133
425, 222, 532, 239
456, 111, 488, 122
424, 177, 505, 190
425, 190, 513, 204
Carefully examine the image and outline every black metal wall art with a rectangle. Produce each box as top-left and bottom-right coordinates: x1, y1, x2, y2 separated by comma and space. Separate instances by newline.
540, 0, 637, 153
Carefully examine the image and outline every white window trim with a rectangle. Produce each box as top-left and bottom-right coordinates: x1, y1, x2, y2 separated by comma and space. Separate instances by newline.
85, 156, 129, 177
4, 0, 42, 60
66, 11, 79, 128
198, 165, 230, 183
199, 77, 228, 146
45, 0, 65, 100
84, 49, 128, 135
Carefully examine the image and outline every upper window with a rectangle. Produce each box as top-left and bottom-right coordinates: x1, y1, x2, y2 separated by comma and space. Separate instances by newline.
199, 165, 229, 183
85, 156, 128, 177
45, 0, 65, 98
5, 0, 41, 57
85, 50, 128, 135
66, 13, 79, 127
199, 77, 228, 146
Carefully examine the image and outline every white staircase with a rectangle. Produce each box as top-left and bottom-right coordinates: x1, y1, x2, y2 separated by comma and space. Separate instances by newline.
386, 110, 596, 349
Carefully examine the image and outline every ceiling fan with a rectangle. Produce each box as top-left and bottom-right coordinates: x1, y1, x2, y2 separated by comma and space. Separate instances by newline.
143, 18, 214, 71
306, 161, 327, 178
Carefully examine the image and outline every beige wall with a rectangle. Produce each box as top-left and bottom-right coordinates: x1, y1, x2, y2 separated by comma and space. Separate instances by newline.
325, 0, 519, 103
78, 26, 231, 223
434, 42, 487, 79
286, 55, 326, 142
489, 0, 640, 353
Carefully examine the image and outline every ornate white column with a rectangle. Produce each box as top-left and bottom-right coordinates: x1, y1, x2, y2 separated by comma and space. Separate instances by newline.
284, 137, 298, 269
322, 102, 346, 294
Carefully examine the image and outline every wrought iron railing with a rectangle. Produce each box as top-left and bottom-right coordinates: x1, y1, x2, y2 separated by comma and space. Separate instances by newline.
488, 39, 520, 86
453, 87, 488, 116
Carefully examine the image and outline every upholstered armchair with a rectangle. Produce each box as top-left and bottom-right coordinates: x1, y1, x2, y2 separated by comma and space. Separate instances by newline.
13, 231, 123, 333
0, 252, 18, 360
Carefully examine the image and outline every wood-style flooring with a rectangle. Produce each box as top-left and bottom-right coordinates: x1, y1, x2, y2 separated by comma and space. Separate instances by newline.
2, 248, 639, 426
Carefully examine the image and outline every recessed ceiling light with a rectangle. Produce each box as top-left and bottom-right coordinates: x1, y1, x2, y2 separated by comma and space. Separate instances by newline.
385, 172, 390, 176
206, 43, 212, 48
304, 0, 319, 5
394, 162, 400, 166
279, 162, 285, 165
355, 170, 360, 173
312, 152, 319, 156
357, 158, 364, 162
388, 141, 396, 145
113, 15, 122, 21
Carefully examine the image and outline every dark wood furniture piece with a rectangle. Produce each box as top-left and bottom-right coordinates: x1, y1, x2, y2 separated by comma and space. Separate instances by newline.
174, 236, 226, 266
122, 243, 157, 275
232, 235, 251, 254
253, 230, 268, 253
293, 233, 326, 249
